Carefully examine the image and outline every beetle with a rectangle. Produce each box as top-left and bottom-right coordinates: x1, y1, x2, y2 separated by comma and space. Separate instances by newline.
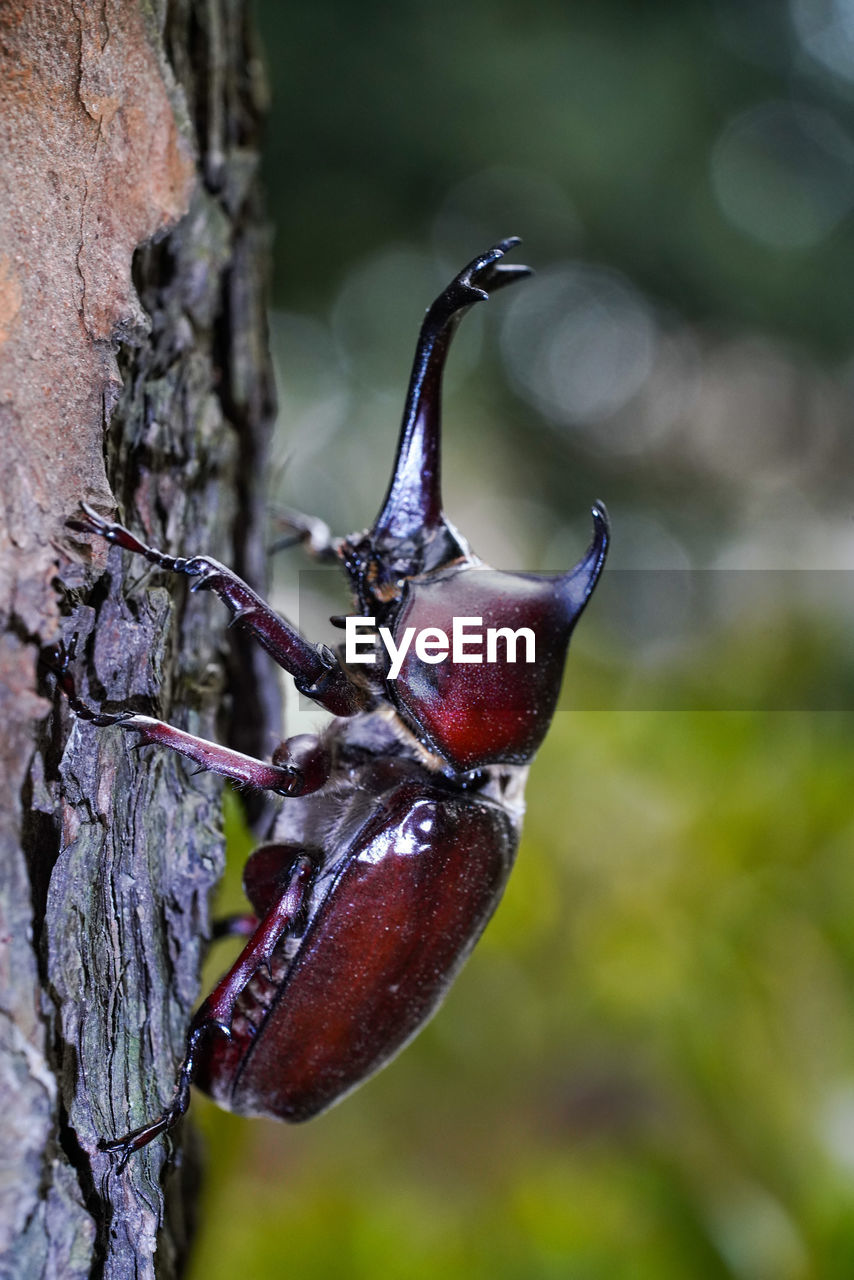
53, 238, 609, 1166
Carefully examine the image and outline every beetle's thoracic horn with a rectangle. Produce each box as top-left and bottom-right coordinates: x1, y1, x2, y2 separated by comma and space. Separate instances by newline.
557, 502, 610, 618
371, 238, 532, 543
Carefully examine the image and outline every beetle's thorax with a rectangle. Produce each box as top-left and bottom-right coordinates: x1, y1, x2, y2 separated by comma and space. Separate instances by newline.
372, 699, 458, 772
270, 708, 529, 850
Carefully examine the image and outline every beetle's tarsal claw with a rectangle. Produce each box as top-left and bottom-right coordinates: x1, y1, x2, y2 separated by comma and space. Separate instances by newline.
42, 639, 71, 678
67, 501, 108, 537
460, 238, 532, 299
591, 501, 610, 546
44, 638, 140, 728
98, 1134, 135, 1173
476, 262, 533, 294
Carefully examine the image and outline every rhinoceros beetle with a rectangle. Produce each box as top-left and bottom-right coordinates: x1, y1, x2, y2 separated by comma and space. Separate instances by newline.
54, 238, 609, 1166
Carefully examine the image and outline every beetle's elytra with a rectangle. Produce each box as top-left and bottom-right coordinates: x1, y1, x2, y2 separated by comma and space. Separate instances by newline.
54, 238, 609, 1166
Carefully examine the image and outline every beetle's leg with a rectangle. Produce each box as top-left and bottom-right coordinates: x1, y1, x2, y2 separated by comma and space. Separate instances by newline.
68, 504, 369, 717
47, 642, 333, 796
199, 853, 315, 1031
268, 506, 339, 562
99, 855, 315, 1167
211, 913, 258, 941
97, 1022, 207, 1170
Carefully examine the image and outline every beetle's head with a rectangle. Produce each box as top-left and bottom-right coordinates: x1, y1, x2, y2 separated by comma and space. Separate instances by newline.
340, 239, 610, 770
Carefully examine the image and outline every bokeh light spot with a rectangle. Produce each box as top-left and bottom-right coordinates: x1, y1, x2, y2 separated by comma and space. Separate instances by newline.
710, 100, 854, 249
500, 263, 657, 439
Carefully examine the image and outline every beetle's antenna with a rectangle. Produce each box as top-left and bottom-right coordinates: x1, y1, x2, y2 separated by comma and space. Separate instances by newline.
371, 238, 531, 545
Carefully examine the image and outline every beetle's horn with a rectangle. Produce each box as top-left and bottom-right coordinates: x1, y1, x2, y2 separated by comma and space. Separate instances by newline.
556, 502, 610, 618
371, 238, 532, 543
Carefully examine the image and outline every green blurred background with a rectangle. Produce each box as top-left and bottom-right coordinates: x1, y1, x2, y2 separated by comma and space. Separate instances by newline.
190, 2, 854, 1276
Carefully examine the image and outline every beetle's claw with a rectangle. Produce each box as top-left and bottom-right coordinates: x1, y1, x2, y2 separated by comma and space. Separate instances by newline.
98, 1133, 136, 1173
68, 501, 111, 538
44, 637, 138, 728
459, 238, 533, 300
478, 260, 533, 294
98, 1124, 160, 1172
43, 633, 78, 678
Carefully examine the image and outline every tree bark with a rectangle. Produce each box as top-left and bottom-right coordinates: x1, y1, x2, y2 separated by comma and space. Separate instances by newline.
0, 2, 276, 1275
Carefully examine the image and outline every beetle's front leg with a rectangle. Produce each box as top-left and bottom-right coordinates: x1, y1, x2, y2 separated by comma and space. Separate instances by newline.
100, 853, 316, 1167
48, 640, 332, 796
69, 503, 369, 717
269, 506, 339, 562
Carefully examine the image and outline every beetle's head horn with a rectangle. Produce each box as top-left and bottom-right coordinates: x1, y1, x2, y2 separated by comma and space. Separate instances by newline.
369, 239, 531, 566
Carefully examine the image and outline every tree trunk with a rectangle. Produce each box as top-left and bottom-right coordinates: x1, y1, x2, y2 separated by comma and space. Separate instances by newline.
0, 2, 277, 1275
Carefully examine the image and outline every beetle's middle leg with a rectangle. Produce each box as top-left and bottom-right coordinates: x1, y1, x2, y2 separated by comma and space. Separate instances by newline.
100, 853, 316, 1167
48, 639, 332, 796
69, 503, 369, 717
211, 913, 258, 940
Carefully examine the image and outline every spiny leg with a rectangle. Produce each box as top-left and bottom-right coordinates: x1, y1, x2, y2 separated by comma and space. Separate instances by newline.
268, 506, 339, 562
69, 503, 369, 717
100, 853, 316, 1167
47, 639, 332, 797
201, 853, 315, 1030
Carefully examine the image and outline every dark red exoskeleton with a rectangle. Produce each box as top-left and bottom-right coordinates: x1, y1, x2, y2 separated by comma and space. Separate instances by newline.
54, 239, 609, 1165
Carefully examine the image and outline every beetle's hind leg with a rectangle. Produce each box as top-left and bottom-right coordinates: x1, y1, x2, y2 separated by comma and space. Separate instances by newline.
98, 1022, 206, 1170
100, 853, 316, 1167
45, 639, 332, 796
199, 852, 316, 1032
68, 504, 368, 717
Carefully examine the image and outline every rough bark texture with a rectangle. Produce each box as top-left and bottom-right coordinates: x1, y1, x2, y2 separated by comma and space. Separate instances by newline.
0, 1, 277, 1275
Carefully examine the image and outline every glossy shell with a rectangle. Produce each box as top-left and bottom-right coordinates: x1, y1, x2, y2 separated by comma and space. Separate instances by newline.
389, 567, 582, 770
197, 780, 517, 1121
